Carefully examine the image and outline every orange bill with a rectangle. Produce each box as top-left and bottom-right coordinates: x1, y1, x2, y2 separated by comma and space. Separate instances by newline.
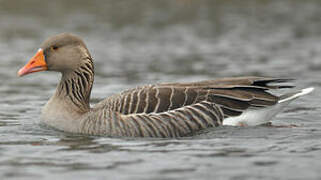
18, 49, 48, 77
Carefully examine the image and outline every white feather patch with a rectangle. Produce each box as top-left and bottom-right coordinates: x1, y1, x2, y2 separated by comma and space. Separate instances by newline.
223, 87, 314, 126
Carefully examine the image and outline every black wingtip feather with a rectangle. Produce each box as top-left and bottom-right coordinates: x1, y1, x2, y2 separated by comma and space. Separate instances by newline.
253, 78, 295, 89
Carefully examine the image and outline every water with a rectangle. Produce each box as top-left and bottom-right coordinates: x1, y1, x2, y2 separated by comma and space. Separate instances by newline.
0, 0, 321, 179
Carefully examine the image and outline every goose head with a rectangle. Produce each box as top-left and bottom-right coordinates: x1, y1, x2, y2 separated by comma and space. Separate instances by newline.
18, 33, 91, 76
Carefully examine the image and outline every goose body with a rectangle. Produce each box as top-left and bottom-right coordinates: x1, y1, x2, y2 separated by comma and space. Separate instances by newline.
18, 33, 314, 137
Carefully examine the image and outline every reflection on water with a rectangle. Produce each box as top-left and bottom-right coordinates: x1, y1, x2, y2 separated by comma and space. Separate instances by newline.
0, 0, 321, 179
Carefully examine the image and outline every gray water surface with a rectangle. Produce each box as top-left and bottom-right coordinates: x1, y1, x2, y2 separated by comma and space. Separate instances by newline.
0, 0, 321, 179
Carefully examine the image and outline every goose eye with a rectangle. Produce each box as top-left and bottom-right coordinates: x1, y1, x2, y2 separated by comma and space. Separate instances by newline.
51, 46, 59, 51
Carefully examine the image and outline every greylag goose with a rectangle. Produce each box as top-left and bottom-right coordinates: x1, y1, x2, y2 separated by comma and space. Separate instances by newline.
17, 33, 314, 137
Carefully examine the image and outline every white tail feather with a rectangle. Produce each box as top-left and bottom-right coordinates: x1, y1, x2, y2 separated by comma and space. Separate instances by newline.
223, 87, 314, 126
279, 87, 314, 103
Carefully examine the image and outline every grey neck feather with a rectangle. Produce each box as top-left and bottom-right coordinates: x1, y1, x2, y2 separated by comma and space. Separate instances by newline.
55, 57, 94, 113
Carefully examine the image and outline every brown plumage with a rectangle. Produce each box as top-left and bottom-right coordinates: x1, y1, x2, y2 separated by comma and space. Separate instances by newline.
17, 33, 313, 138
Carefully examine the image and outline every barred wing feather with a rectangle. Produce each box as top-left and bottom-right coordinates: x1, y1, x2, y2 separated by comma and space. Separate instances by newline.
106, 77, 291, 118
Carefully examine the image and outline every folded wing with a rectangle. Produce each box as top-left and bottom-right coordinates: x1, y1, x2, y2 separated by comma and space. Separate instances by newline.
106, 77, 292, 117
